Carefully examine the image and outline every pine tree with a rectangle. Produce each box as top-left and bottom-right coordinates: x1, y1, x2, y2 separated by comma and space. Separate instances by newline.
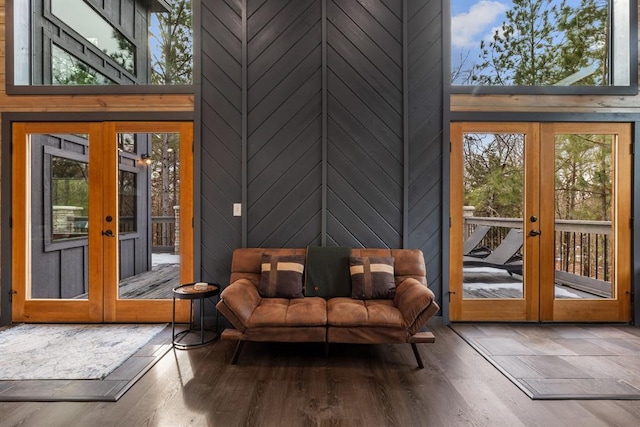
149, 0, 192, 216
150, 0, 193, 85
473, 0, 608, 86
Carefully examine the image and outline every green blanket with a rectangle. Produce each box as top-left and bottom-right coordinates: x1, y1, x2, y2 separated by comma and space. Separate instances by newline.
305, 246, 352, 298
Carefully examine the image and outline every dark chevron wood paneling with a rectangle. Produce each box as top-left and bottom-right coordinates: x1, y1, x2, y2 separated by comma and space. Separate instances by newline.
408, 0, 444, 303
247, 0, 323, 248
327, 0, 403, 249
198, 0, 444, 306
200, 0, 243, 283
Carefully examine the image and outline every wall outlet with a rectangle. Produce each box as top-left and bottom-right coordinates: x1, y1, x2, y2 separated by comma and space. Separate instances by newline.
233, 203, 242, 217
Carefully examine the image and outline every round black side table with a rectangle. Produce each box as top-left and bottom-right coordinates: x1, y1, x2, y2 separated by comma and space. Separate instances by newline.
172, 282, 220, 349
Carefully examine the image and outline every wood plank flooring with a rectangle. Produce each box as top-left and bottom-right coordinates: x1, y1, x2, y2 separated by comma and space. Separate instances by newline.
2, 325, 640, 426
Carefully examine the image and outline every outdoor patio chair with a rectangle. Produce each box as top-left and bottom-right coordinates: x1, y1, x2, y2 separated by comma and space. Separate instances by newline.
463, 228, 523, 275
463, 225, 492, 257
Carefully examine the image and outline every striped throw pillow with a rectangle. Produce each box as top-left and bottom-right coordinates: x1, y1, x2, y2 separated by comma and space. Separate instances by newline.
259, 254, 306, 298
349, 256, 396, 300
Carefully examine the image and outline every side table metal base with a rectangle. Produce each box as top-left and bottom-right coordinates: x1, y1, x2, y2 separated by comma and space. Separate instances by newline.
172, 283, 220, 350
172, 327, 219, 350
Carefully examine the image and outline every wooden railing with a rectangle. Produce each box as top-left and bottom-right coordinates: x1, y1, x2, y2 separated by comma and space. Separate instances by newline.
464, 217, 612, 282
152, 216, 176, 253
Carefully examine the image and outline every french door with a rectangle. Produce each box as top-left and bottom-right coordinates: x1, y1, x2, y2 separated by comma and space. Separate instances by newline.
12, 122, 193, 323
450, 122, 631, 322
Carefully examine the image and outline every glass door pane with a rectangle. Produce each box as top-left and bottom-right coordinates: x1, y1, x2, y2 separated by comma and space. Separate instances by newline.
553, 133, 614, 301
462, 132, 525, 300
117, 132, 181, 300
30, 133, 90, 300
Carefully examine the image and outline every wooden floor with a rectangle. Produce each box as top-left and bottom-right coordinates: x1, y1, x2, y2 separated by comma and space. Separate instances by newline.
2, 325, 640, 426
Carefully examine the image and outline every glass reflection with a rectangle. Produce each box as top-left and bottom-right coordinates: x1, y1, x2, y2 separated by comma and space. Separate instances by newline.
52, 45, 114, 85
118, 133, 181, 299
51, 156, 88, 241
51, 0, 135, 74
31, 133, 90, 300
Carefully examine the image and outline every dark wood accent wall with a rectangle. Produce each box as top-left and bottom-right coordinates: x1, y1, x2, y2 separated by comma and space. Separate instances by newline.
199, 0, 444, 305
247, 0, 324, 248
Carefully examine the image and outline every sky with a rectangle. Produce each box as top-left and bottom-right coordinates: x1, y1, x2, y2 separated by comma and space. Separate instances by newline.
450, 0, 510, 77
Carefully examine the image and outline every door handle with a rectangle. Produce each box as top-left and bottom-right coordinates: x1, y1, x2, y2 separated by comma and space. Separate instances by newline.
102, 230, 115, 237
529, 229, 541, 237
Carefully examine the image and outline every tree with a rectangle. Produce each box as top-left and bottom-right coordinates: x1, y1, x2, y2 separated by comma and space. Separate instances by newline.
52, 48, 113, 85
473, 0, 608, 86
556, 0, 609, 85
148, 0, 192, 217
464, 133, 524, 218
150, 0, 193, 85
554, 134, 612, 221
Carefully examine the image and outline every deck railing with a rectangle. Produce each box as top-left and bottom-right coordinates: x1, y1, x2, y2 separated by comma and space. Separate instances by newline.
464, 217, 612, 281
152, 216, 176, 253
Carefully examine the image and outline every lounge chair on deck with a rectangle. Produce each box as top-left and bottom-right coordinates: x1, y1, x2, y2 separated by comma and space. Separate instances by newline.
463, 225, 492, 257
463, 228, 523, 275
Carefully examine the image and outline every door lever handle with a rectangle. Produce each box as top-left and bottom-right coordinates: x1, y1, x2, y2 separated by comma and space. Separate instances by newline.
102, 230, 115, 237
529, 229, 541, 237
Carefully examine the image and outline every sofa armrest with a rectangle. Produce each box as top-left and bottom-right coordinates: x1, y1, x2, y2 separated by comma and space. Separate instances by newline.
394, 277, 440, 335
215, 278, 262, 333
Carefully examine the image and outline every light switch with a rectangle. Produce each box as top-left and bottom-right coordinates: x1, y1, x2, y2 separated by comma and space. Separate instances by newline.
233, 203, 242, 217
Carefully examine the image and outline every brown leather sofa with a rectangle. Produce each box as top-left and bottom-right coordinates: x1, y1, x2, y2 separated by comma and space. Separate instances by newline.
216, 248, 440, 368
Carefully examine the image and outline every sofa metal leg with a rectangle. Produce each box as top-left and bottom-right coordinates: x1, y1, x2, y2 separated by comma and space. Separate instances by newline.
231, 340, 245, 365
411, 343, 424, 369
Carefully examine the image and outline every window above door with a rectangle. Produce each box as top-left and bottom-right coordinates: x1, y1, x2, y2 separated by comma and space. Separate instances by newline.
8, 0, 193, 94
450, 0, 638, 95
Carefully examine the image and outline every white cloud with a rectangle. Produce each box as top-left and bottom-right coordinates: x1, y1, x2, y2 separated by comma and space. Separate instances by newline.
484, 25, 506, 44
452, 1, 509, 48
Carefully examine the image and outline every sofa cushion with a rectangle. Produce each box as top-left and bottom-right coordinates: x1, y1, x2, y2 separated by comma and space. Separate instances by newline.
248, 297, 327, 328
349, 256, 396, 299
259, 254, 305, 298
326, 297, 404, 328
305, 246, 352, 298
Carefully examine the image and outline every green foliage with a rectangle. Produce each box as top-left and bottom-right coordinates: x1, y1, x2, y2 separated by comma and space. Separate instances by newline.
109, 31, 136, 74
556, 0, 609, 85
463, 1, 613, 223
554, 134, 612, 221
464, 133, 524, 218
151, 0, 193, 85
464, 131, 613, 223
150, 133, 181, 217
52, 47, 113, 85
473, 0, 608, 86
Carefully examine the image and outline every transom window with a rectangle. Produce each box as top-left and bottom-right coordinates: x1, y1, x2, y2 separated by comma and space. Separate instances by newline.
11, 0, 193, 88
51, 0, 136, 75
451, 0, 635, 92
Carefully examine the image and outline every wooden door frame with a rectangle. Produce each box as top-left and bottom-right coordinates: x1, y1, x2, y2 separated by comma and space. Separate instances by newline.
450, 122, 539, 321
104, 122, 193, 322
539, 123, 632, 322
450, 121, 632, 323
12, 122, 104, 322
11, 121, 193, 323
